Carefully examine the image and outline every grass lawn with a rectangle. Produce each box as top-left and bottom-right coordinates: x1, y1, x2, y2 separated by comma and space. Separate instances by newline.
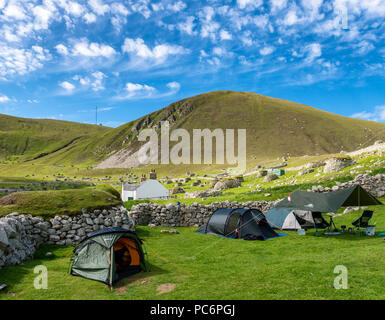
1, 208, 385, 300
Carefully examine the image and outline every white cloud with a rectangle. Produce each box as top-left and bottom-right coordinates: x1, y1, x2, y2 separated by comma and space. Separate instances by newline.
253, 14, 269, 29
334, 0, 385, 18
125, 82, 155, 92
220, 29, 232, 40
122, 38, 189, 63
71, 39, 116, 57
3, 3, 27, 20
199, 6, 220, 40
84, 12, 97, 23
116, 81, 180, 100
351, 105, 385, 122
356, 40, 375, 55
237, 0, 263, 10
59, 81, 75, 92
201, 20, 220, 40
72, 71, 106, 91
111, 2, 130, 15
56, 44, 69, 55
32, 3, 57, 30
130, 0, 151, 19
178, 16, 196, 35
0, 94, 10, 103
0, 43, 51, 79
240, 30, 253, 46
271, 0, 287, 12
283, 8, 300, 25
167, 1, 187, 12
260, 46, 275, 56
89, 0, 110, 15
55, 0, 85, 17
167, 81, 181, 91
213, 47, 226, 56
117, 82, 156, 99
305, 43, 322, 63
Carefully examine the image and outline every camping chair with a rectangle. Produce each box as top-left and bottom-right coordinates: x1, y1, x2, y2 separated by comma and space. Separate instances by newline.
311, 212, 332, 236
352, 210, 374, 236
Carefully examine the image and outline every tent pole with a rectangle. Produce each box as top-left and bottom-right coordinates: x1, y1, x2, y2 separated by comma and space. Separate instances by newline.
108, 248, 113, 292
358, 186, 361, 208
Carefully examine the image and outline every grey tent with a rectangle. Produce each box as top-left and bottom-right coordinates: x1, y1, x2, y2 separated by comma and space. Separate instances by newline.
265, 208, 314, 230
196, 208, 279, 240
69, 228, 148, 289
274, 185, 382, 212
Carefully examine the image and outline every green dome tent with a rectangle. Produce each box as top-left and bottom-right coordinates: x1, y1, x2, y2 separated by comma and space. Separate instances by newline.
69, 228, 148, 289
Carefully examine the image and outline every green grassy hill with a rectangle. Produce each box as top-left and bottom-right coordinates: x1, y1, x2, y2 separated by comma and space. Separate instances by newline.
93, 91, 385, 168
2, 91, 385, 171
0, 113, 109, 163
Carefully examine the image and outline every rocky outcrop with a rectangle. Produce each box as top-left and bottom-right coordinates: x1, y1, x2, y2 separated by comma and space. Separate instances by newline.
0, 207, 134, 269
324, 157, 356, 173
128, 200, 275, 227
0, 213, 37, 268
308, 173, 385, 198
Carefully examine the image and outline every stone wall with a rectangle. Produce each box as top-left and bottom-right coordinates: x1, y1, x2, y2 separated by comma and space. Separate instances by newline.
0, 206, 134, 268
310, 173, 385, 198
127, 200, 275, 227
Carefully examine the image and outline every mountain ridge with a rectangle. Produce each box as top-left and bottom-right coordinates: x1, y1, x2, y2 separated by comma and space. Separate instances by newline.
2, 91, 385, 168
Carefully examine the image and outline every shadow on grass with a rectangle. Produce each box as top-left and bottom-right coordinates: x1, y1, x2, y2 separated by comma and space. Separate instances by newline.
135, 227, 152, 238
113, 263, 168, 291
304, 230, 384, 241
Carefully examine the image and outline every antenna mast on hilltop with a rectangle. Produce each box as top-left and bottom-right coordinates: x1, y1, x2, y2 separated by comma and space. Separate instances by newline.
95, 106, 98, 125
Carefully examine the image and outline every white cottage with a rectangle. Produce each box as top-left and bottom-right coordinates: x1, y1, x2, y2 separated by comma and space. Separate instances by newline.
121, 179, 169, 201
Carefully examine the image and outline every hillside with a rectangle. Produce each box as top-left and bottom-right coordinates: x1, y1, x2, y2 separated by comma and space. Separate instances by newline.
95, 91, 385, 168
2, 91, 385, 170
0, 114, 109, 163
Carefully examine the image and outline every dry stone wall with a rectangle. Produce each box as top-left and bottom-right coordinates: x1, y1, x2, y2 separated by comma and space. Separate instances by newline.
310, 174, 385, 198
0, 206, 134, 269
127, 200, 275, 227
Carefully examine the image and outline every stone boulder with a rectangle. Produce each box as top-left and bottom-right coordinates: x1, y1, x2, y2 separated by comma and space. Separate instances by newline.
324, 157, 356, 173
263, 174, 278, 182
298, 168, 314, 176
170, 187, 185, 195
257, 170, 268, 178
213, 179, 241, 191
192, 180, 201, 186
210, 179, 219, 187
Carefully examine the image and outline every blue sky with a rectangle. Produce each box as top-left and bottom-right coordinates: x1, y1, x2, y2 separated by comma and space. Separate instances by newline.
0, 0, 384, 127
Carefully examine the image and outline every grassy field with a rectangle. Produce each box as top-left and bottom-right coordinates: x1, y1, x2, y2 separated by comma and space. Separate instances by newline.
1, 206, 385, 300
